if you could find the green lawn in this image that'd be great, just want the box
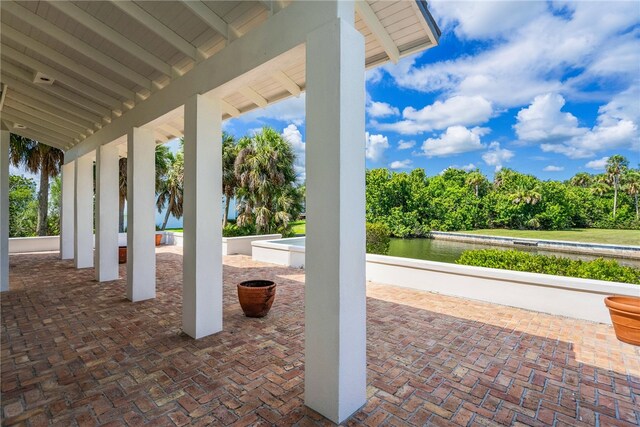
[459,228,640,246]
[290,220,306,235]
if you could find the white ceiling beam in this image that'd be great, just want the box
[1,25,135,101]
[4,99,88,135]
[2,122,70,150]
[1,67,111,118]
[355,0,399,64]
[239,86,268,108]
[1,45,122,110]
[111,1,200,61]
[1,76,103,126]
[0,83,6,111]
[2,107,82,139]
[48,1,172,77]
[182,1,229,40]
[159,123,183,138]
[272,70,301,97]
[6,91,95,131]
[1,1,152,90]
[220,99,240,117]
[1,113,75,148]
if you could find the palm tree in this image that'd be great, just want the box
[623,170,640,220]
[606,155,629,217]
[234,128,298,233]
[222,132,238,227]
[511,186,541,205]
[465,171,485,197]
[569,172,592,188]
[9,135,64,236]
[118,143,172,231]
[156,151,184,230]
[590,179,610,197]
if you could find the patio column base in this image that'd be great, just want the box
[304,8,367,424]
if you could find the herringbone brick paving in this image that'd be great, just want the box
[2,247,639,426]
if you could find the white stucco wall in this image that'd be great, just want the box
[9,236,60,253]
[223,234,282,255]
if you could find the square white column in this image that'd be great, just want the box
[126,128,156,302]
[60,161,75,260]
[74,153,94,269]
[304,8,367,425]
[182,94,223,338]
[1,130,9,292]
[95,144,119,281]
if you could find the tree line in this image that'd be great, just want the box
[8,127,303,238]
[366,155,639,237]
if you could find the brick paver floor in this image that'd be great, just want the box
[2,247,639,426]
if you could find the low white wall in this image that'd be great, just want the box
[223,234,281,255]
[366,254,639,324]
[252,239,305,268]
[9,236,60,253]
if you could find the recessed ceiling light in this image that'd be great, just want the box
[33,71,54,85]
[13,123,27,129]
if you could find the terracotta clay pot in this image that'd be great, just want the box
[118,246,127,264]
[237,280,276,318]
[155,233,162,246]
[605,296,640,346]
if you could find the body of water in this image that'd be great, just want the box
[387,238,640,268]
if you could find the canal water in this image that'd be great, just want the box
[387,238,640,268]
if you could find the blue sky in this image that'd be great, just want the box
[223,0,640,181]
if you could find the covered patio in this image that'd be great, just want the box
[3,247,639,425]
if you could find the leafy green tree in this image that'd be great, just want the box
[156,151,184,230]
[9,175,38,237]
[9,135,64,236]
[465,171,486,197]
[623,170,640,220]
[222,132,238,227]
[569,172,592,187]
[234,127,301,234]
[606,155,629,218]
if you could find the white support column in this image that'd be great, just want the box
[126,127,156,301]
[1,131,9,292]
[74,153,94,269]
[182,94,223,338]
[95,143,119,281]
[304,4,367,424]
[60,161,75,259]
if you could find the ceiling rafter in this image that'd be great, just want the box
[220,99,240,117]
[1,76,103,126]
[1,45,122,110]
[6,91,95,131]
[1,65,111,118]
[1,1,152,91]
[239,86,268,108]
[272,70,301,97]
[1,25,135,101]
[355,0,399,64]
[3,124,71,150]
[111,1,201,61]
[4,99,88,135]
[2,106,82,139]
[1,116,74,149]
[48,1,173,77]
[182,1,229,40]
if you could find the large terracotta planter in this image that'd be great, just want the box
[605,296,640,346]
[237,280,276,318]
[155,233,162,246]
[118,246,127,264]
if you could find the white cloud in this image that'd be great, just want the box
[238,94,306,126]
[482,142,514,171]
[281,124,306,181]
[382,2,640,109]
[421,126,485,157]
[543,165,564,172]
[366,68,383,84]
[365,132,389,162]
[461,163,477,172]
[397,139,416,150]
[367,101,399,118]
[514,93,586,142]
[585,157,610,170]
[389,159,413,170]
[374,95,492,135]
